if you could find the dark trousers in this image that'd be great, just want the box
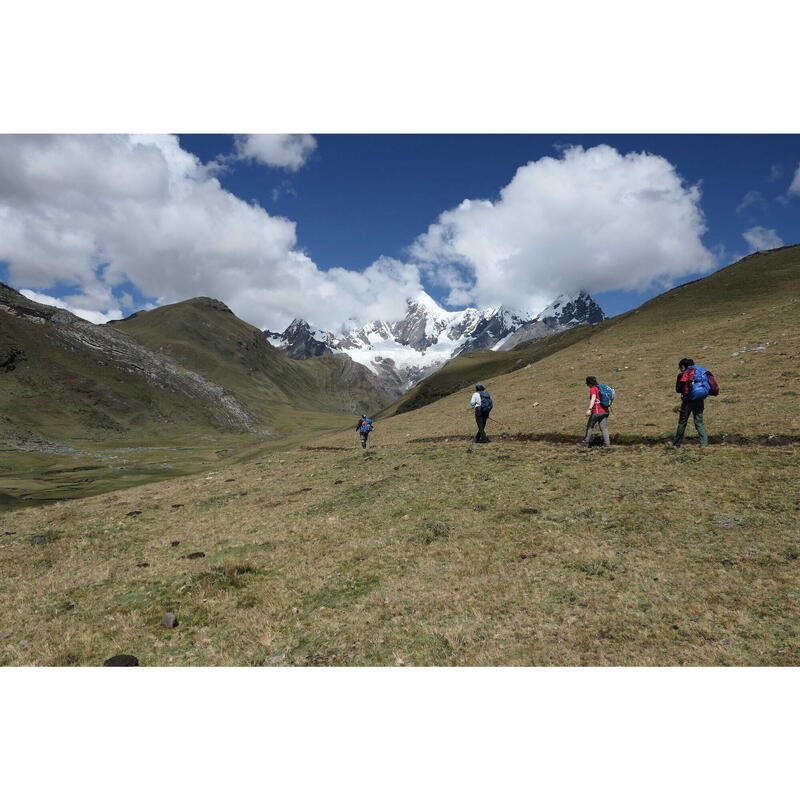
[474,409,490,443]
[673,399,708,446]
[359,432,369,448]
[583,412,610,445]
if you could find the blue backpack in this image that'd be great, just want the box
[686,367,711,401]
[598,384,615,409]
[479,390,493,412]
[360,418,373,432]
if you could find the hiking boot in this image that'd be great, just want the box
[577,442,590,448]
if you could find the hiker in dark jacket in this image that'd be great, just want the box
[469,383,492,443]
[672,358,718,447]
[356,414,373,448]
[578,376,611,447]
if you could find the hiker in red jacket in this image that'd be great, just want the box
[578,376,611,447]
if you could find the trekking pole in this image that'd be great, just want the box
[488,416,508,428]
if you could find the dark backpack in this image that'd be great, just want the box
[598,384,615,409]
[479,390,493,412]
[361,418,373,432]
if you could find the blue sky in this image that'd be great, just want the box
[179,133,800,317]
[1,134,798,327]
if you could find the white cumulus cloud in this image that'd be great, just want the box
[234,134,317,171]
[742,226,784,253]
[0,134,419,330]
[410,144,716,312]
[19,289,123,325]
[736,190,765,215]
[789,163,800,196]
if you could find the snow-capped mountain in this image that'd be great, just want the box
[265,290,605,396]
[496,292,606,350]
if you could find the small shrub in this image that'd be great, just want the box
[30,530,60,546]
[418,521,450,545]
[578,559,614,576]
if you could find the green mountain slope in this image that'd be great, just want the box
[109,297,392,432]
[0,284,258,444]
[0,286,394,508]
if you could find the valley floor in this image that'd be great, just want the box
[1,436,797,666]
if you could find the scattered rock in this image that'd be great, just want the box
[402,514,410,520]
[0,630,11,639]
[136,562,150,568]
[520,508,539,515]
[170,540,180,547]
[103,654,139,666]
[334,480,343,485]
[18,640,30,647]
[182,551,205,560]
[532,402,540,407]
[125,510,142,517]
[289,487,313,495]
[171,504,184,509]
[711,514,746,528]
[1,531,16,537]
[161,613,179,629]
[519,550,538,559]
[225,478,235,482]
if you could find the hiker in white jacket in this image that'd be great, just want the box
[469,383,492,443]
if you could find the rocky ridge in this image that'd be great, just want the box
[0,283,260,433]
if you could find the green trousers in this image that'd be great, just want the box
[673,399,708,446]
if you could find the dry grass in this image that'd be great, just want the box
[1,437,797,666]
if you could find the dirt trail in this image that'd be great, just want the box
[408,432,800,447]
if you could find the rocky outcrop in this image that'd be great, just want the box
[265,319,334,359]
[498,292,606,350]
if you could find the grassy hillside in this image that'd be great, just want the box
[383,321,611,416]
[1,431,797,666]
[111,298,392,431]
[0,288,383,509]
[1,247,798,666]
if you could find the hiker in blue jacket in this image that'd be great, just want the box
[356,414,373,448]
[469,383,492,443]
